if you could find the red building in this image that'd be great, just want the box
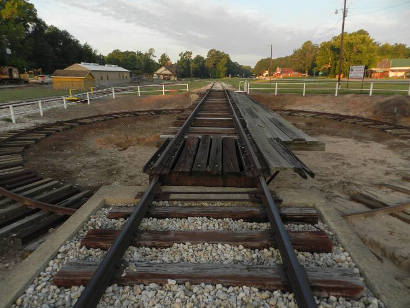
[274,67,303,78]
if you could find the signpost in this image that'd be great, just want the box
[348,65,366,91]
[349,66,365,79]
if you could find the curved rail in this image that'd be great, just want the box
[275,108,410,139]
[0,187,75,215]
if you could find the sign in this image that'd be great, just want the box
[6,48,11,55]
[349,65,365,79]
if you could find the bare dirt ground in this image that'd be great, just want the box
[25,114,177,190]
[251,93,410,126]
[269,115,410,274]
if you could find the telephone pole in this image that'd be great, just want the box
[269,44,272,84]
[337,0,347,83]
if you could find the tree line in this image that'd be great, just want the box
[254,30,410,77]
[106,48,252,78]
[0,0,104,73]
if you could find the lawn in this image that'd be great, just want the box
[244,79,410,95]
[2,78,407,104]
[0,86,73,103]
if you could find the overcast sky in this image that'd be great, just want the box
[31,0,410,66]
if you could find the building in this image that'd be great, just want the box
[275,67,303,78]
[64,62,130,87]
[51,70,95,90]
[370,58,410,79]
[153,65,177,80]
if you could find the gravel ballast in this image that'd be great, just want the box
[12,206,384,308]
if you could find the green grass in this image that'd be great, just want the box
[0,86,74,103]
[246,79,410,95]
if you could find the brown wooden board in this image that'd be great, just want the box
[344,202,410,219]
[53,262,364,298]
[222,138,240,174]
[192,135,211,173]
[108,206,319,224]
[207,136,222,175]
[192,119,233,128]
[350,192,387,209]
[81,230,332,252]
[172,137,199,173]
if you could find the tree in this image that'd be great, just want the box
[292,41,318,75]
[205,49,232,78]
[315,30,378,77]
[0,0,38,68]
[191,55,207,78]
[176,50,192,78]
[377,43,410,60]
[159,53,170,66]
[141,48,158,74]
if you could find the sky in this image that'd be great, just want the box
[31,0,410,66]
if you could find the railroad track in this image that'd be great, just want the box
[0,108,184,246]
[47,84,366,308]
[275,109,410,139]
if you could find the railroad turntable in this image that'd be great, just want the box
[1,84,390,307]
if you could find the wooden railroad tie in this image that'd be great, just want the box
[53,262,364,298]
[108,206,320,224]
[81,229,333,253]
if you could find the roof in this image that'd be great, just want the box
[78,62,129,72]
[155,65,176,75]
[390,58,410,68]
[52,70,93,78]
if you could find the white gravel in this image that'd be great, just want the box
[12,206,384,308]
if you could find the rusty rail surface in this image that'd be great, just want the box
[0,187,75,215]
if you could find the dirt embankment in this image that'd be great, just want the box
[25,114,177,190]
[251,93,410,126]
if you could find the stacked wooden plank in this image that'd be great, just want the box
[230,92,324,151]
[229,91,322,177]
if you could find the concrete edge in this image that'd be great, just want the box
[0,185,143,308]
[316,202,410,308]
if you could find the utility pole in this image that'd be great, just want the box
[269,44,273,84]
[337,0,347,83]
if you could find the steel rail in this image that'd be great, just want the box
[74,85,215,307]
[151,82,214,173]
[73,176,160,308]
[224,88,317,308]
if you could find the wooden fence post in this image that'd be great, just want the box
[162,84,165,95]
[369,82,373,96]
[335,82,339,96]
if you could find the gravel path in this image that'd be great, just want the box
[12,204,384,308]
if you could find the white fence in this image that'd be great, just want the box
[239,80,410,97]
[1,83,189,124]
